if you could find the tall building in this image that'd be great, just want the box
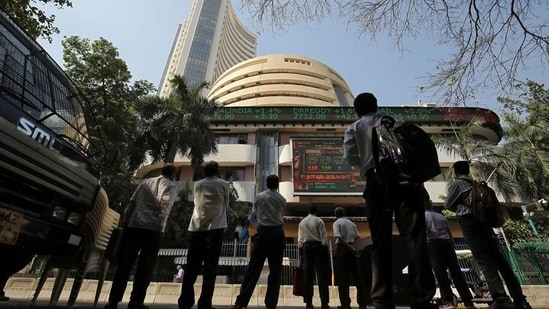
[158,0,257,96]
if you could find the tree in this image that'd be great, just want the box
[62,36,155,212]
[161,181,252,247]
[136,75,218,166]
[1,0,72,42]
[240,0,549,104]
[433,118,518,202]
[498,80,549,241]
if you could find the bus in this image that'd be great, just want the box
[0,10,106,264]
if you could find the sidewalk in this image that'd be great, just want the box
[3,277,547,309]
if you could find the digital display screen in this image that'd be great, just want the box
[291,138,364,195]
[211,106,500,124]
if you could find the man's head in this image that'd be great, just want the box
[308,205,318,215]
[203,160,220,177]
[452,160,470,176]
[353,92,378,117]
[162,164,178,180]
[266,174,279,190]
[334,207,345,218]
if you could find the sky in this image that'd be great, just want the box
[36,0,548,113]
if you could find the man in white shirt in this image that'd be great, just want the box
[178,161,230,309]
[333,207,369,309]
[298,205,330,309]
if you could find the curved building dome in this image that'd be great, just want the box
[207,54,354,107]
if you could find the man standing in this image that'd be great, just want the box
[104,164,179,309]
[445,161,532,309]
[232,174,287,309]
[178,161,230,309]
[298,205,331,309]
[333,207,369,309]
[343,92,436,309]
[423,194,475,309]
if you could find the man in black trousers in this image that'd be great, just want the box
[232,174,287,309]
[298,205,331,309]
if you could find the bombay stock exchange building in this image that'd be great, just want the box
[136,53,503,241]
[158,0,257,97]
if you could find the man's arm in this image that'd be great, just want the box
[445,181,461,211]
[343,126,360,167]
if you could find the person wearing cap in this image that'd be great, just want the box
[446,161,532,309]
[333,207,369,309]
[298,205,331,309]
[232,174,287,309]
[343,92,436,309]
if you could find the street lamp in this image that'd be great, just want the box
[521,198,548,239]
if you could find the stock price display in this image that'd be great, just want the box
[291,138,364,195]
[211,106,500,124]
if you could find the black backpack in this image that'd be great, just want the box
[464,179,509,228]
[373,115,441,185]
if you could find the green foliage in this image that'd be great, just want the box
[1,0,72,42]
[502,220,537,246]
[498,80,549,203]
[161,183,194,248]
[61,36,155,212]
[161,181,252,248]
[135,75,218,166]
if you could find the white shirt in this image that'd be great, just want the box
[333,217,360,244]
[298,214,327,247]
[343,113,385,179]
[188,176,229,231]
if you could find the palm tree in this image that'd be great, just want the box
[136,75,218,166]
[432,118,518,202]
[497,81,549,202]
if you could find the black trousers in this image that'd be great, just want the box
[363,173,435,309]
[335,243,369,307]
[178,228,224,309]
[108,227,162,303]
[235,226,285,309]
[427,238,473,305]
[302,241,330,306]
[459,214,527,304]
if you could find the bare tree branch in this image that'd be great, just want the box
[240,0,549,105]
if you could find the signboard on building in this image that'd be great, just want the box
[291,138,364,195]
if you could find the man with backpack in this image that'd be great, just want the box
[343,92,436,309]
[445,161,532,309]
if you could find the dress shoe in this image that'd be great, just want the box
[0,295,9,301]
[103,302,118,309]
[411,303,439,309]
[488,300,516,309]
[127,301,149,309]
[514,301,532,309]
[232,304,244,309]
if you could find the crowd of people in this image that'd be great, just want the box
[1,94,535,309]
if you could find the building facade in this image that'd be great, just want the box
[137,53,503,240]
[158,0,257,97]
